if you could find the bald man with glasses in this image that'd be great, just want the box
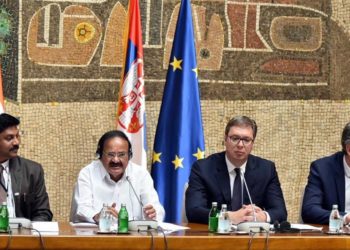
[186,116,287,224]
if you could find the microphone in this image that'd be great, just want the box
[125,176,158,231]
[236,172,270,233]
[126,176,144,217]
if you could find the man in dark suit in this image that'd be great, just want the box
[185,116,287,224]
[0,113,52,221]
[302,122,350,225]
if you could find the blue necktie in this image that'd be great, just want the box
[231,168,242,211]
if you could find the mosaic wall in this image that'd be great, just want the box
[1,0,350,222]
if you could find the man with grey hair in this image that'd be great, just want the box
[302,122,350,224]
[186,115,287,224]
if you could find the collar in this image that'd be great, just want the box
[1,160,9,173]
[225,154,246,174]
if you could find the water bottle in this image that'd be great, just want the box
[99,203,111,232]
[118,203,129,233]
[217,204,230,233]
[208,202,219,232]
[329,204,342,233]
[0,202,9,232]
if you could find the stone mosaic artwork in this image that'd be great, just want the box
[2,0,350,103]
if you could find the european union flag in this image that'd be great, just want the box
[151,0,205,224]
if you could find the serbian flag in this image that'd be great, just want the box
[116,0,147,168]
[0,63,5,113]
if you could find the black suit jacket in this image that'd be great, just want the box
[185,152,287,224]
[9,157,53,221]
[302,152,345,224]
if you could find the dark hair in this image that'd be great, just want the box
[0,113,20,134]
[225,116,258,139]
[96,130,133,159]
[341,122,350,154]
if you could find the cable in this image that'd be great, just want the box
[23,226,45,250]
[248,231,256,250]
[4,227,12,250]
[260,227,270,250]
[157,226,168,250]
[137,227,156,250]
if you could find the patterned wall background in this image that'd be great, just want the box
[2,0,350,222]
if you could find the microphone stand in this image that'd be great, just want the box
[236,172,270,233]
[126,176,158,231]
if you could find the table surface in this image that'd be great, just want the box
[1,222,350,250]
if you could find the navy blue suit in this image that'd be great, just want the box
[185,152,287,224]
[302,152,346,224]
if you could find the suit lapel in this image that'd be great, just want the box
[9,157,22,194]
[334,153,345,210]
[243,155,256,203]
[214,154,231,204]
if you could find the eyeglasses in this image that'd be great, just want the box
[228,136,254,146]
[103,151,129,159]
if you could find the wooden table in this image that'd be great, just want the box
[0,222,349,250]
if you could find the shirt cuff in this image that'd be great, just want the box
[264,211,271,223]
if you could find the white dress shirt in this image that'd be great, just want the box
[225,154,271,222]
[343,156,350,217]
[75,160,165,223]
[1,160,15,217]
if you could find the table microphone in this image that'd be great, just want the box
[126,176,158,231]
[236,172,270,233]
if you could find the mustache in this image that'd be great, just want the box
[109,162,123,168]
[10,145,19,151]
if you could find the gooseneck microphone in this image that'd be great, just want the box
[126,176,144,217]
[125,176,158,231]
[236,172,270,233]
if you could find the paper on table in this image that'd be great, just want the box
[70,222,98,228]
[291,224,323,231]
[158,222,190,233]
[31,222,59,235]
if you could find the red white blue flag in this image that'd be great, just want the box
[117,0,147,168]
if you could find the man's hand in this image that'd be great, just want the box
[143,204,157,220]
[244,204,267,222]
[228,204,267,224]
[93,203,119,223]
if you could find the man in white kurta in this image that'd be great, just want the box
[73,130,165,223]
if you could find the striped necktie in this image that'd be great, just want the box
[0,165,7,203]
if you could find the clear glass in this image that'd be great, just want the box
[329,204,342,233]
[217,204,230,233]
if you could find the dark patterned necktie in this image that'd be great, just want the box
[0,165,6,203]
[231,168,242,211]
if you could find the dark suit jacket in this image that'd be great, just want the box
[9,156,53,221]
[185,152,287,224]
[302,152,346,224]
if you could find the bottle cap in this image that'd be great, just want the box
[222,204,227,208]
[332,204,338,209]
[212,202,217,206]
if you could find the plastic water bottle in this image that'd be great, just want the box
[208,202,219,232]
[118,203,129,233]
[329,204,342,233]
[0,202,9,232]
[217,204,230,233]
[99,203,111,232]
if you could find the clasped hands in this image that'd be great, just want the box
[93,203,157,223]
[228,204,267,225]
